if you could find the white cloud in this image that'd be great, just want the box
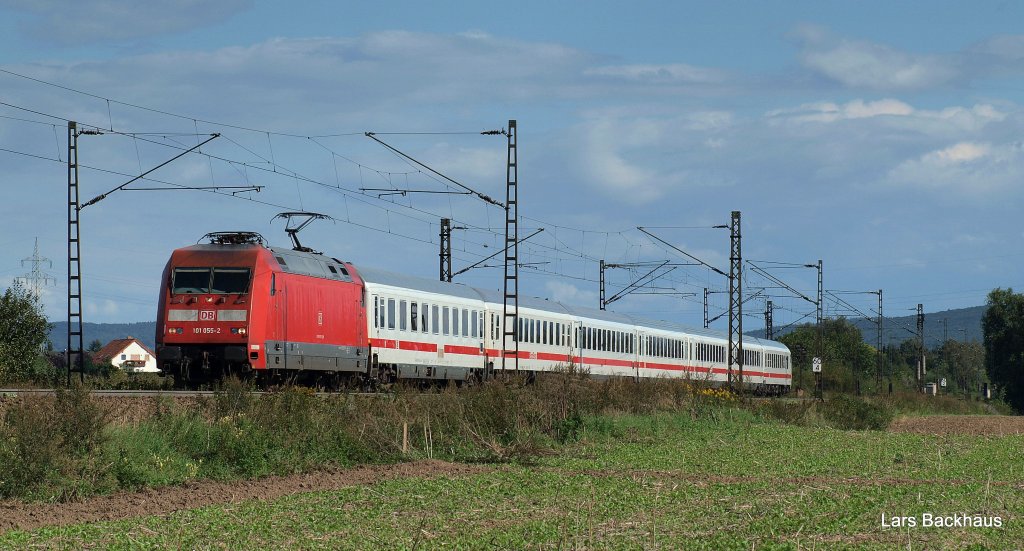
[794,25,961,90]
[1,0,253,45]
[585,63,726,84]
[970,34,1024,61]
[885,141,1024,193]
[766,99,1006,133]
[545,280,595,306]
[767,99,914,123]
[927,142,990,164]
[573,116,680,204]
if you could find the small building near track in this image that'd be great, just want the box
[94,337,158,373]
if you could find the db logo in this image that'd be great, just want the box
[200,310,216,321]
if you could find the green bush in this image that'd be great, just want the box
[0,386,111,499]
[757,399,812,425]
[821,394,894,431]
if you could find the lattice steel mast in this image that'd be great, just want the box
[440,218,452,282]
[501,120,519,373]
[727,211,743,390]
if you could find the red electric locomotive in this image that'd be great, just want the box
[155,232,368,386]
[157,230,792,391]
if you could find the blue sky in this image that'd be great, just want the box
[1,0,1022,335]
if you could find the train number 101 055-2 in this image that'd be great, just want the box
[193,327,221,334]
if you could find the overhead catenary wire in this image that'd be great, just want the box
[3,73,920,327]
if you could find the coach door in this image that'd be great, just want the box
[567,320,580,370]
[632,330,641,381]
[636,331,649,377]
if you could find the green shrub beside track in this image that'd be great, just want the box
[0,374,1007,502]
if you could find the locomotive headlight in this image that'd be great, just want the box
[238,327,247,335]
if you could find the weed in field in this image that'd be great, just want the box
[756,399,813,425]
[821,394,895,431]
[0,386,112,500]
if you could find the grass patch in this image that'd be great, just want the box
[3,413,1021,549]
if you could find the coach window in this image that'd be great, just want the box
[453,308,461,337]
[442,307,450,336]
[386,299,396,330]
[462,309,469,337]
[410,302,419,332]
[431,305,440,335]
[399,301,408,331]
[421,303,429,333]
[471,311,478,338]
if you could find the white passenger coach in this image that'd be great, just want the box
[360,266,791,393]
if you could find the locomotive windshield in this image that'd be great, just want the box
[172,267,251,294]
[211,268,251,294]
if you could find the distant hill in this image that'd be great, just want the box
[748,305,986,348]
[49,322,156,351]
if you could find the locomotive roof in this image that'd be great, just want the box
[354,263,787,351]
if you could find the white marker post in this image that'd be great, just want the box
[812,357,823,399]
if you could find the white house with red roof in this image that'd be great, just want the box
[93,337,158,373]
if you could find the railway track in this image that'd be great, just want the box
[0,389,385,398]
